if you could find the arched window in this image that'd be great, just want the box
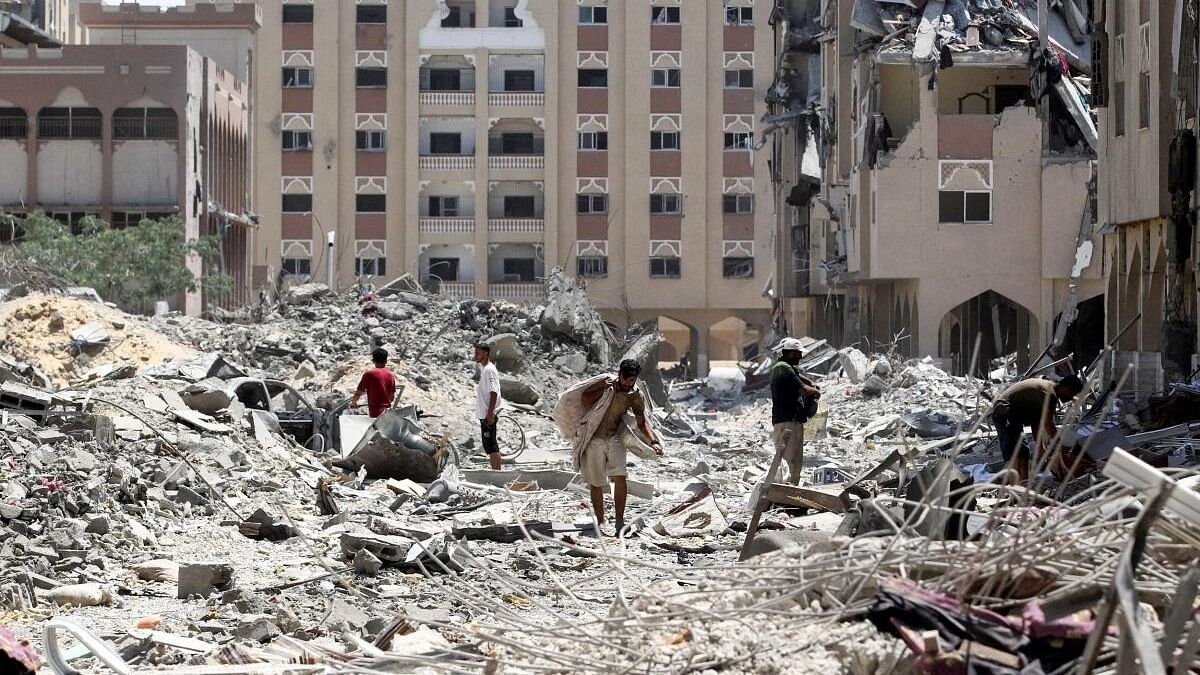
[37,107,101,139]
[113,107,178,140]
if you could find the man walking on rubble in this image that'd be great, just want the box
[578,359,664,535]
[990,375,1084,482]
[475,343,503,470]
[350,347,398,418]
[771,338,821,485]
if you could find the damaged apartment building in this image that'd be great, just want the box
[769,0,1105,376]
[1094,0,1200,395]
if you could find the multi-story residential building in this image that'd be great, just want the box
[0,43,255,313]
[1094,0,1200,396]
[774,0,1105,376]
[234,0,775,375]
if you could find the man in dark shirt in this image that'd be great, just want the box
[991,375,1083,481]
[350,348,398,418]
[770,338,820,485]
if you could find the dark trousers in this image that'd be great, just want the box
[480,419,499,455]
[992,414,1028,461]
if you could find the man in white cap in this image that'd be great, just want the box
[771,338,821,484]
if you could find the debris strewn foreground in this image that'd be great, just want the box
[0,271,1197,674]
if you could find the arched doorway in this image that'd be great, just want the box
[939,291,1035,377]
[655,316,695,378]
[708,316,762,368]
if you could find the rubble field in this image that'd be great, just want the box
[0,270,1198,674]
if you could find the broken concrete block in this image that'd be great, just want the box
[388,626,451,656]
[84,515,109,535]
[179,380,234,415]
[554,352,588,375]
[235,616,281,643]
[741,529,834,560]
[483,333,523,372]
[177,562,235,599]
[353,548,382,577]
[340,530,413,563]
[873,357,893,377]
[499,376,540,405]
[283,283,330,305]
[861,375,886,397]
[838,348,871,383]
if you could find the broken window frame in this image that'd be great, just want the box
[428,196,460,217]
[650,193,682,215]
[502,257,536,282]
[503,70,536,92]
[355,67,387,88]
[650,130,680,150]
[355,255,386,277]
[724,132,753,150]
[427,257,460,282]
[282,256,312,277]
[722,256,754,278]
[724,69,753,88]
[428,132,463,155]
[577,131,608,150]
[724,5,752,25]
[356,4,386,24]
[651,67,681,87]
[652,6,681,24]
[282,66,314,88]
[578,68,609,88]
[355,130,387,152]
[723,193,754,214]
[355,194,387,213]
[282,130,313,152]
[576,194,608,214]
[282,5,313,23]
[579,6,607,25]
[281,193,312,213]
[649,255,681,278]
[577,255,608,277]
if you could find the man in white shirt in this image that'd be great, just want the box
[474,343,503,469]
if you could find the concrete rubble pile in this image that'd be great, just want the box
[0,276,1198,673]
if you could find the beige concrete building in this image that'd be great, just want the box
[0,43,254,313]
[774,0,1105,376]
[1094,0,1200,395]
[218,0,774,375]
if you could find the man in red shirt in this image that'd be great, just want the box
[350,348,397,417]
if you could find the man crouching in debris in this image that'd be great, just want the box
[990,375,1084,483]
[578,359,664,535]
[771,338,821,485]
[350,347,398,418]
[474,342,503,470]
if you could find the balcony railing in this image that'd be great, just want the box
[488,282,543,302]
[439,281,476,299]
[489,218,544,233]
[419,218,475,234]
[419,91,475,106]
[488,155,544,170]
[419,155,475,171]
[488,92,544,107]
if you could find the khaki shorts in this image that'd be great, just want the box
[580,433,628,487]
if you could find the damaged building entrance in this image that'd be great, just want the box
[939,290,1034,377]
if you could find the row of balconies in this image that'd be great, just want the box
[417,91,546,107]
[437,281,543,302]
[416,155,544,171]
[418,217,543,234]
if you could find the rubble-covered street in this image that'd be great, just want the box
[0,262,1197,674]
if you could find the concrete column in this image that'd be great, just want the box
[473,47,490,298]
[25,107,37,209]
[694,322,710,378]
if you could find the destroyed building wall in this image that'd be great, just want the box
[1094,0,1199,393]
[0,44,252,315]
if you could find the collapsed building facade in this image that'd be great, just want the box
[770,0,1106,376]
[1095,0,1200,396]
